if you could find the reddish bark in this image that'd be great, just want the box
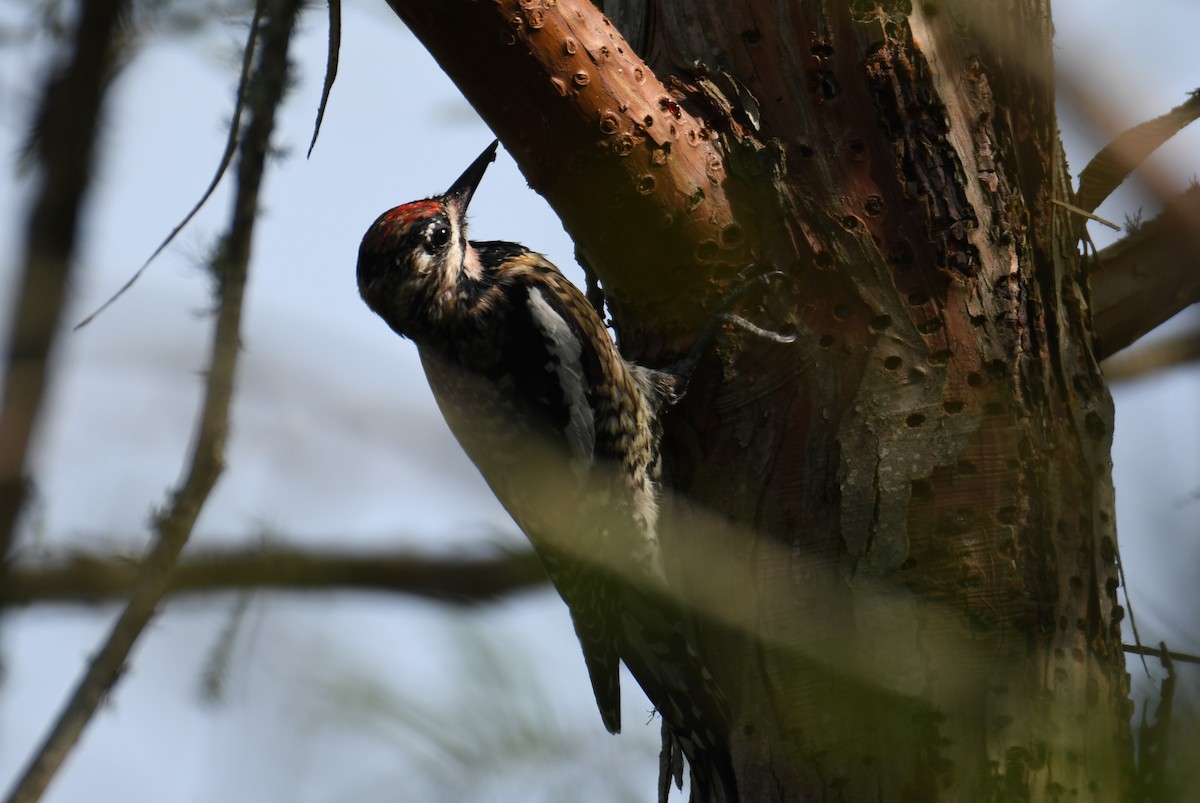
[385,2,1134,800]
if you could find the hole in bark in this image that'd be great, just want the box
[863,195,884,216]
[907,367,926,383]
[870,314,892,331]
[967,372,984,387]
[1105,577,1119,596]
[970,314,987,327]
[720,224,744,247]
[819,334,836,348]
[694,240,718,261]
[907,292,928,306]
[833,303,852,320]
[1084,411,1106,440]
[815,70,839,100]
[987,358,1007,379]
[796,142,815,158]
[846,138,867,160]
[942,400,964,414]
[905,413,926,428]
[814,250,833,269]
[841,215,861,230]
[1100,536,1116,564]
[884,355,903,370]
[1069,575,1084,594]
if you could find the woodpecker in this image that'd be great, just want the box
[358,140,737,801]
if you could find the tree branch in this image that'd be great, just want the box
[0,0,129,579]
[1092,184,1200,359]
[3,2,300,801]
[1,545,547,607]
[382,0,749,352]
[1101,330,1200,382]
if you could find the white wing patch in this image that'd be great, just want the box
[526,286,595,473]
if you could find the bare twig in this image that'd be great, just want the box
[0,0,129,583]
[1123,643,1199,667]
[1049,198,1120,230]
[3,1,301,801]
[1,545,546,607]
[306,0,341,158]
[71,0,266,331]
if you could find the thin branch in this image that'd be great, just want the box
[1123,643,1199,667]
[9,547,1199,672]
[306,0,340,158]
[71,0,266,331]
[1091,184,1200,359]
[1050,198,1119,230]
[1,545,547,607]
[0,0,129,584]
[3,1,301,801]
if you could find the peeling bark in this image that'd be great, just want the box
[384,1,1134,800]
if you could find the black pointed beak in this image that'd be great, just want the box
[444,139,499,210]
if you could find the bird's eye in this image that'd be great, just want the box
[426,225,451,251]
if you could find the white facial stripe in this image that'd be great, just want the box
[526,287,595,470]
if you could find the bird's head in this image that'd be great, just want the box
[357,140,499,339]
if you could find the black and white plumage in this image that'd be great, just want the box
[350,144,739,801]
[357,142,736,800]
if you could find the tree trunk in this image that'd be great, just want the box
[385,1,1132,800]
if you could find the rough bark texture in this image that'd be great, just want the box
[385,1,1133,800]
